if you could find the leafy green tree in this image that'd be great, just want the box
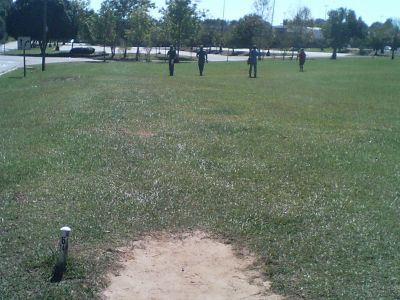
[197,19,226,49]
[125,3,154,61]
[368,19,400,59]
[314,18,326,28]
[68,0,96,43]
[368,22,388,55]
[0,12,6,43]
[253,0,271,22]
[7,0,76,70]
[220,20,234,51]
[346,10,368,50]
[311,19,328,50]
[223,20,237,51]
[0,18,4,43]
[0,0,12,43]
[149,19,169,53]
[231,14,272,49]
[386,19,400,60]
[323,8,349,59]
[286,6,313,49]
[323,8,365,59]
[272,25,292,57]
[7,0,76,42]
[161,0,200,58]
[96,1,118,58]
[102,0,154,58]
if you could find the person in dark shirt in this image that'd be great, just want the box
[196,45,208,76]
[248,45,260,78]
[167,45,177,76]
[298,48,306,72]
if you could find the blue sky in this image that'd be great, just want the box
[89,0,399,25]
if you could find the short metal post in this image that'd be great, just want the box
[51,226,71,282]
[23,40,30,77]
[23,48,26,77]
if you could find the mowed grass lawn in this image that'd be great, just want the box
[1,57,399,299]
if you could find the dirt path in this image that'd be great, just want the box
[101,231,284,300]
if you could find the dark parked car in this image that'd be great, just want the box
[70,47,95,56]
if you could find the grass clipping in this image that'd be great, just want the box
[101,231,283,300]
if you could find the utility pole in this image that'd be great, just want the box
[222,0,225,20]
[222,0,229,61]
[271,0,276,26]
[42,0,47,71]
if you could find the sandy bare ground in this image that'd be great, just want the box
[101,231,284,300]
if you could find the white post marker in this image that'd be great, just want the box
[51,226,72,282]
[59,226,71,257]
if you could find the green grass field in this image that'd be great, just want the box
[1,57,399,299]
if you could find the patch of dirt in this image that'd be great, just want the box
[118,128,156,138]
[135,130,156,138]
[101,231,284,300]
[53,76,80,82]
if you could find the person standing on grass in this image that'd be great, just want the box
[248,45,260,78]
[196,45,208,76]
[167,45,177,76]
[299,48,306,72]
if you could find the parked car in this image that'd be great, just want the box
[70,47,95,56]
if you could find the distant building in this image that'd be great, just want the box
[273,25,287,33]
[307,27,323,41]
[273,25,324,41]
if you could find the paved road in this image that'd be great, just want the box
[1,40,17,52]
[1,41,350,76]
[58,44,250,62]
[0,55,94,76]
[58,44,347,61]
[0,42,95,76]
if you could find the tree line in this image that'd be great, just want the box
[0,0,12,43]
[2,0,400,60]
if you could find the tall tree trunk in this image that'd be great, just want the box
[331,48,337,59]
[40,41,47,71]
[136,46,140,61]
[42,0,47,71]
[103,42,106,62]
[176,27,181,62]
[392,49,395,60]
[111,45,115,58]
